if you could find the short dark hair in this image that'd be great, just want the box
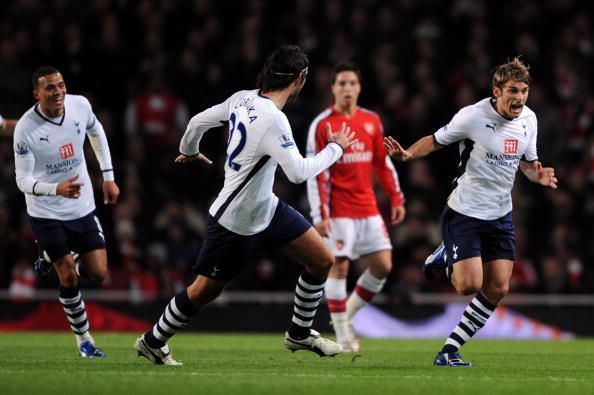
[32,66,61,89]
[256,45,309,92]
[492,57,531,88]
[331,62,362,84]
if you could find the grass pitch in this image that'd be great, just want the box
[0,333,592,395]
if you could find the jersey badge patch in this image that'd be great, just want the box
[364,122,375,135]
[278,134,294,149]
[60,143,75,159]
[504,139,518,154]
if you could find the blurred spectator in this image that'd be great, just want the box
[125,76,189,152]
[9,258,35,301]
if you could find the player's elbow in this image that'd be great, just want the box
[15,177,29,194]
[285,171,307,184]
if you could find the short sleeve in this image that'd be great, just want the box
[76,95,96,129]
[522,115,538,162]
[433,107,473,146]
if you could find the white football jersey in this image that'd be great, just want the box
[434,97,538,220]
[180,89,343,235]
[14,94,114,220]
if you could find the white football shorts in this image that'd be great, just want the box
[326,215,392,260]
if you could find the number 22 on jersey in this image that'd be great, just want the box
[226,111,247,171]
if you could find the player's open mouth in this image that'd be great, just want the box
[510,103,523,112]
[53,96,64,104]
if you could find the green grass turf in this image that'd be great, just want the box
[0,333,593,395]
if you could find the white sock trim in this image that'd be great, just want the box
[325,278,347,300]
[357,269,386,293]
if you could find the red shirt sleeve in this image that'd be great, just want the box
[372,115,405,207]
[314,120,331,219]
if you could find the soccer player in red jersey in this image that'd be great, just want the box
[306,62,406,351]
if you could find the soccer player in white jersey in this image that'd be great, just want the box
[384,58,557,366]
[13,66,120,358]
[134,45,357,365]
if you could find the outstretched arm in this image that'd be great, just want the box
[306,120,332,234]
[263,122,357,184]
[179,101,228,159]
[383,135,442,162]
[373,124,406,225]
[520,161,557,189]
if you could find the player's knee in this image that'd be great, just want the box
[309,248,334,272]
[372,261,392,278]
[484,283,509,301]
[319,252,335,273]
[60,270,79,287]
[87,266,108,282]
[332,263,349,278]
[454,279,482,296]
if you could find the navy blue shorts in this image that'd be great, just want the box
[441,204,515,269]
[193,200,312,281]
[29,210,106,262]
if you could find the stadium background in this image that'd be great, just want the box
[0,0,592,335]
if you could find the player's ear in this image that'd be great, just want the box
[492,85,501,99]
[33,89,39,100]
[297,68,307,86]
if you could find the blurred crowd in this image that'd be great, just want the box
[0,0,593,300]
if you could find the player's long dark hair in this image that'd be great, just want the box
[257,45,309,93]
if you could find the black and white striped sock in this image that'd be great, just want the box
[59,286,91,345]
[144,289,198,349]
[442,292,497,353]
[288,270,325,340]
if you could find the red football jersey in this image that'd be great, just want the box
[306,106,404,221]
[127,90,189,148]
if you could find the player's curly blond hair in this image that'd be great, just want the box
[492,56,532,88]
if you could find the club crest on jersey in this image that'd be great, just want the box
[364,122,375,135]
[278,134,294,149]
[504,139,518,154]
[335,240,344,251]
[74,120,81,134]
[60,143,75,159]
